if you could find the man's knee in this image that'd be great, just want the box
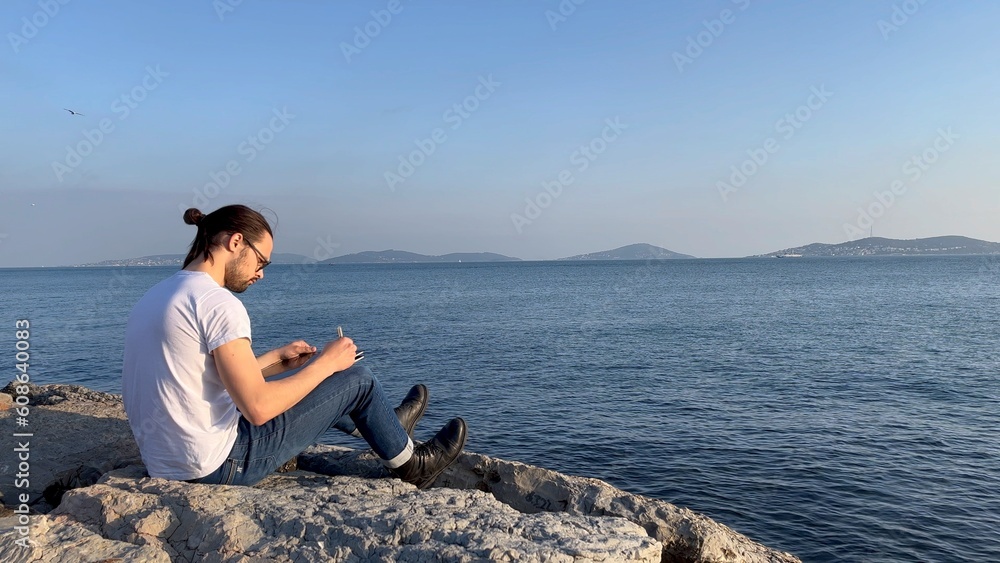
[334,364,375,389]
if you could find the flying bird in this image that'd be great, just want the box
[63,108,84,116]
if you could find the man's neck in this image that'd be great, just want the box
[184,258,225,287]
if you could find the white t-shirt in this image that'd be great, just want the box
[122,270,252,480]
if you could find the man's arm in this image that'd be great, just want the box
[214,336,357,426]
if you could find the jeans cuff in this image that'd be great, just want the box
[381,437,414,469]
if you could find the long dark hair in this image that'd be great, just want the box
[182,205,273,268]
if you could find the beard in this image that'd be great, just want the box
[224,250,254,293]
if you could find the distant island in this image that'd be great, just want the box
[559,243,694,261]
[324,244,694,264]
[755,236,1000,258]
[76,237,1000,267]
[321,251,520,264]
[75,243,695,267]
[76,253,314,267]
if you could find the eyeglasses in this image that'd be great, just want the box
[244,238,271,271]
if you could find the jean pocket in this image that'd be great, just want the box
[221,458,240,485]
[232,455,276,486]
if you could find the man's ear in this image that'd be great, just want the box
[223,232,242,253]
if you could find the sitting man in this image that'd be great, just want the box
[121,204,466,488]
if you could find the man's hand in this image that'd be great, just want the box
[276,340,318,370]
[314,336,358,374]
[258,340,317,378]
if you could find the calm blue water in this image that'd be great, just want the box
[2,257,998,562]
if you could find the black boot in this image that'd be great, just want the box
[394,384,428,438]
[391,417,467,489]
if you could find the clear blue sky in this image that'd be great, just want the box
[2,0,999,266]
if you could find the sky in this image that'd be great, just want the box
[2,0,999,266]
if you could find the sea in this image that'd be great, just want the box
[1,256,998,562]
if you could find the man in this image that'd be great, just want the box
[122,204,466,488]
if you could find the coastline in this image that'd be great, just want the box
[0,383,799,562]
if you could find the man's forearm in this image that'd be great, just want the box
[252,364,332,424]
[216,338,336,426]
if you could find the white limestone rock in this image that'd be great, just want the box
[0,383,801,562]
[2,465,661,562]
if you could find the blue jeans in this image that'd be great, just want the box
[186,365,409,486]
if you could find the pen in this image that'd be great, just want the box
[338,326,364,360]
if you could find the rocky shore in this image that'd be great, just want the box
[0,384,800,562]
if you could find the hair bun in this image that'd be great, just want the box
[183,208,205,226]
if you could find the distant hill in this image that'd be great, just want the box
[77,253,315,267]
[754,236,1000,258]
[559,243,694,261]
[321,250,520,264]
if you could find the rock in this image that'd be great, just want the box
[0,514,170,563]
[3,465,661,562]
[42,464,107,507]
[296,446,801,563]
[275,456,298,473]
[0,384,801,562]
[0,384,141,512]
